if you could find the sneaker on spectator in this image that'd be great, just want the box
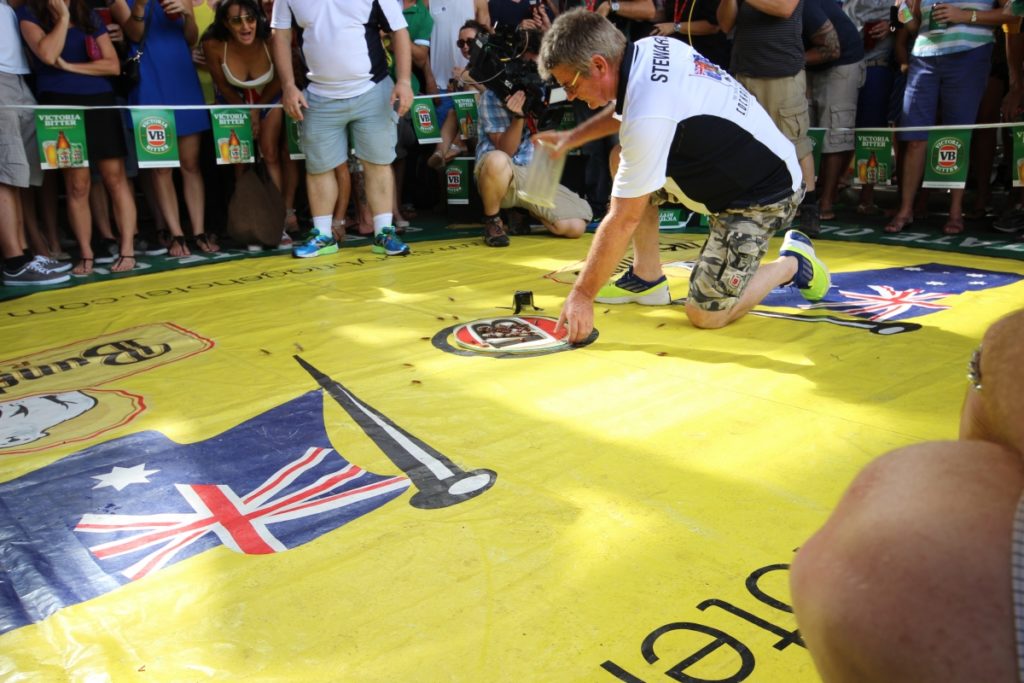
[292,230,338,258]
[595,267,671,305]
[94,238,118,264]
[371,227,410,256]
[780,229,831,301]
[482,216,510,247]
[135,236,165,256]
[3,258,71,286]
[278,231,294,248]
[799,202,821,237]
[33,254,72,273]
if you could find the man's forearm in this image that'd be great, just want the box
[392,29,412,85]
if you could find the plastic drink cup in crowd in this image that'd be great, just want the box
[517,139,566,209]
[160,0,181,20]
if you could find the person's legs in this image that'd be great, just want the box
[149,167,189,256]
[259,109,284,192]
[296,90,351,255]
[474,150,515,247]
[331,162,351,239]
[178,134,215,251]
[63,167,94,274]
[0,183,22,260]
[791,439,1022,683]
[887,53,938,231]
[98,157,137,271]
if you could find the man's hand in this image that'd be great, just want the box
[282,82,308,121]
[531,129,574,157]
[392,80,414,117]
[556,288,596,344]
[504,90,527,117]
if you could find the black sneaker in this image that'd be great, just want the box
[799,202,821,237]
[483,216,510,247]
[3,259,71,286]
[94,238,118,264]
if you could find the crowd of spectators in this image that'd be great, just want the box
[2,0,1023,287]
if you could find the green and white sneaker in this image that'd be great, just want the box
[779,229,831,301]
[292,230,338,258]
[372,227,410,256]
[595,268,671,305]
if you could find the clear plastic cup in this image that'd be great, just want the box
[517,139,566,209]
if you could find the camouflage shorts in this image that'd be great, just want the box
[688,189,804,312]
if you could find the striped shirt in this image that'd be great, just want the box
[913,0,996,56]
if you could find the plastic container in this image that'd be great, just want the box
[517,139,566,209]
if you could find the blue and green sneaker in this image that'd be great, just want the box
[595,267,671,305]
[779,229,831,301]
[292,230,338,259]
[372,227,410,256]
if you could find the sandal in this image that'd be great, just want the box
[193,232,220,253]
[72,257,94,277]
[168,235,190,257]
[111,254,136,273]
[884,214,913,234]
[483,216,510,247]
[856,202,880,216]
[942,217,965,235]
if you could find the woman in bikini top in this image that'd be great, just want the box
[202,0,284,191]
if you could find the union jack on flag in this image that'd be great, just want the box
[0,390,410,635]
[75,446,409,580]
[761,263,1024,321]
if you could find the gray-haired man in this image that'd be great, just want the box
[536,9,830,343]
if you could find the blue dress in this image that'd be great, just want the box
[128,0,209,136]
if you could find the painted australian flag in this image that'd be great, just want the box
[763,263,1024,321]
[0,390,409,635]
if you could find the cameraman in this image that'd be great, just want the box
[474,29,592,246]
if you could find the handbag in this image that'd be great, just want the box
[228,154,287,248]
[115,9,151,98]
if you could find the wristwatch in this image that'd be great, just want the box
[674,21,682,32]
[970,9,978,22]
[610,1,621,12]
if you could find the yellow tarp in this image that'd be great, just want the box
[1,233,1022,682]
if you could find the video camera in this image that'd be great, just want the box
[466,26,567,127]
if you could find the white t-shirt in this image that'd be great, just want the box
[0,1,30,76]
[271,0,408,100]
[428,0,474,89]
[613,37,802,214]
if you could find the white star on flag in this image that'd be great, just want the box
[92,464,160,491]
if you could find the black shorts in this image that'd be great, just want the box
[38,90,127,161]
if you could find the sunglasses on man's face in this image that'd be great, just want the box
[456,37,476,49]
[228,14,258,26]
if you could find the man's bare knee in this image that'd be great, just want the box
[684,303,729,329]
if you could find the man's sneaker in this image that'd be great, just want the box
[34,255,72,273]
[142,236,168,256]
[292,230,339,258]
[371,227,410,256]
[94,238,117,264]
[595,268,671,305]
[780,229,831,301]
[482,216,510,247]
[3,259,71,286]
[799,201,821,237]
